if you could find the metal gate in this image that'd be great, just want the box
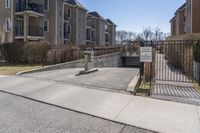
[140,40,200,84]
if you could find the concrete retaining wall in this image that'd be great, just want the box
[94,52,121,67]
[18,52,121,75]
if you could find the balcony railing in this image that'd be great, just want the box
[86,36,91,41]
[29,26,43,37]
[91,37,96,42]
[105,29,110,33]
[16,2,44,14]
[105,38,110,42]
[64,32,70,40]
[15,26,43,37]
[15,27,24,37]
[64,13,70,21]
[87,21,96,29]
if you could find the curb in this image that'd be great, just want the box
[127,70,140,93]
[16,59,86,75]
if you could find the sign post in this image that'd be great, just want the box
[140,47,152,63]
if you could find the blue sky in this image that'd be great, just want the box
[79,0,185,33]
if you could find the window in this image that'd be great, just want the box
[5,18,11,32]
[68,26,71,34]
[44,20,49,32]
[44,0,49,11]
[5,0,10,8]
[105,25,108,30]
[60,10,62,17]
[67,9,71,18]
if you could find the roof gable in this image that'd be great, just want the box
[65,0,87,10]
[88,11,105,20]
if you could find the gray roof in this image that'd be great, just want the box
[88,11,105,20]
[175,2,186,14]
[65,0,87,10]
[106,19,116,26]
[169,16,176,22]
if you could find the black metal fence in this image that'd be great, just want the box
[139,40,200,85]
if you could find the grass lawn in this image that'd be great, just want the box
[0,64,43,75]
[194,83,200,93]
[135,81,151,96]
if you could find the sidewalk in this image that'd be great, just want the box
[0,75,9,79]
[0,76,199,133]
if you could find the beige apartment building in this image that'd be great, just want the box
[170,0,200,36]
[0,0,87,45]
[86,12,116,46]
[0,0,116,46]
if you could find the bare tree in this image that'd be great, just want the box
[153,27,163,41]
[134,33,145,41]
[142,26,153,41]
[116,30,128,43]
[127,32,136,41]
[116,27,168,43]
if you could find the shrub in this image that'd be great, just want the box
[24,43,50,64]
[193,41,200,62]
[0,42,25,63]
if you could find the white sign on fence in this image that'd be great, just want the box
[140,47,152,62]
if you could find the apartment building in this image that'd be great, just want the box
[170,16,176,36]
[0,0,116,46]
[105,19,116,46]
[170,0,200,36]
[170,3,186,36]
[185,0,200,33]
[86,11,116,46]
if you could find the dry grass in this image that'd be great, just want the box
[0,64,42,75]
[193,83,200,93]
[135,81,151,97]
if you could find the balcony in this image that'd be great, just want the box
[86,36,91,41]
[64,32,70,40]
[15,26,43,39]
[105,38,110,43]
[15,27,24,37]
[16,2,44,15]
[64,13,70,22]
[29,26,43,37]
[87,21,96,29]
[105,29,110,33]
[91,37,96,42]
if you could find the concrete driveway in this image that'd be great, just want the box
[22,68,139,92]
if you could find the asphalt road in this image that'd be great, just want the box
[22,68,139,92]
[0,91,154,133]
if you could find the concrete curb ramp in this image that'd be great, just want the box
[0,76,199,133]
[127,70,140,93]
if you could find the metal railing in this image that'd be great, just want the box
[28,26,43,37]
[64,13,70,21]
[64,32,70,40]
[16,2,44,14]
[87,21,96,29]
[15,27,24,36]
